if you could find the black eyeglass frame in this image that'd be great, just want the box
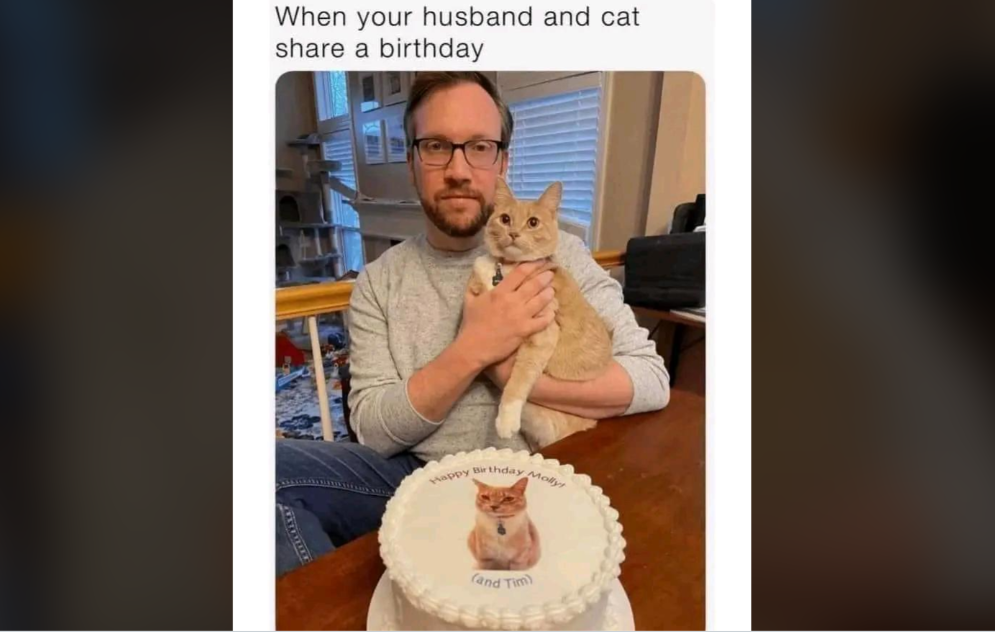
[411,137,508,168]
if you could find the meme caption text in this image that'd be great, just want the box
[274,5,643,63]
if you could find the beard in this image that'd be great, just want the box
[421,187,494,238]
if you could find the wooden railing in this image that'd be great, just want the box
[275,249,625,320]
[275,249,625,440]
[276,279,355,321]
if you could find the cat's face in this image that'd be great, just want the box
[484,179,561,262]
[473,477,528,518]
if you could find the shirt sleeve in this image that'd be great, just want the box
[346,264,443,457]
[558,233,671,415]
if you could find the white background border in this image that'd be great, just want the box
[235,1,750,629]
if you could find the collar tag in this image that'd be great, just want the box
[491,262,504,287]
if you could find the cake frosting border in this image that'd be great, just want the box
[378,447,626,630]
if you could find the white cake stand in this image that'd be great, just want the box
[366,572,635,631]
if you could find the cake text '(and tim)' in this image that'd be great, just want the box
[472,573,533,589]
[428,467,567,489]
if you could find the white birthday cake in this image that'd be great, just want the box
[378,448,626,630]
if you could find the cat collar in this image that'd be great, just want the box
[491,261,504,287]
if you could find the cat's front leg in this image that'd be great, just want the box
[467,273,487,297]
[508,557,535,571]
[477,559,508,571]
[469,256,497,296]
[496,399,525,439]
[496,323,560,439]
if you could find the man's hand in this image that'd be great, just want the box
[457,260,556,370]
[484,351,517,389]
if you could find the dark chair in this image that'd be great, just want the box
[669,193,705,234]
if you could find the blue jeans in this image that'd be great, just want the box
[275,439,424,576]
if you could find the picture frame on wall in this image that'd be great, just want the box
[359,72,381,112]
[362,120,385,165]
[381,71,411,106]
[385,116,407,163]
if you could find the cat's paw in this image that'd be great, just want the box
[496,401,524,438]
[467,275,486,296]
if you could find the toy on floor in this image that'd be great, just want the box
[276,364,308,392]
[276,332,306,367]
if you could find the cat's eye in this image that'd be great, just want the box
[501,497,513,503]
[500,214,511,225]
[527,217,540,228]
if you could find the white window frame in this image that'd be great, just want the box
[313,72,351,135]
[499,72,611,249]
[312,72,365,271]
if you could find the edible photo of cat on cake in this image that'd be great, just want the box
[468,477,541,571]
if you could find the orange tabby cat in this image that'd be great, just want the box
[467,179,613,450]
[467,477,541,571]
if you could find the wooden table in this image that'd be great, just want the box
[276,388,705,630]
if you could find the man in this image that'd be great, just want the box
[276,72,669,576]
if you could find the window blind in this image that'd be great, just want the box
[322,130,363,273]
[506,87,602,231]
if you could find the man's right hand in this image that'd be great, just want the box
[458,260,557,370]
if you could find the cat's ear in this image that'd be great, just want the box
[473,478,487,490]
[495,177,515,206]
[511,477,529,493]
[537,182,562,214]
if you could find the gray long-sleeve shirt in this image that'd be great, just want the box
[346,231,670,462]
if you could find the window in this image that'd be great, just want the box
[314,71,364,274]
[314,72,349,126]
[503,73,605,245]
[321,131,363,274]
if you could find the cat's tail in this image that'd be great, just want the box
[520,403,597,452]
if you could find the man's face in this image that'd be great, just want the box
[408,83,509,238]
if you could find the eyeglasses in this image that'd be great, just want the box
[413,138,506,169]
